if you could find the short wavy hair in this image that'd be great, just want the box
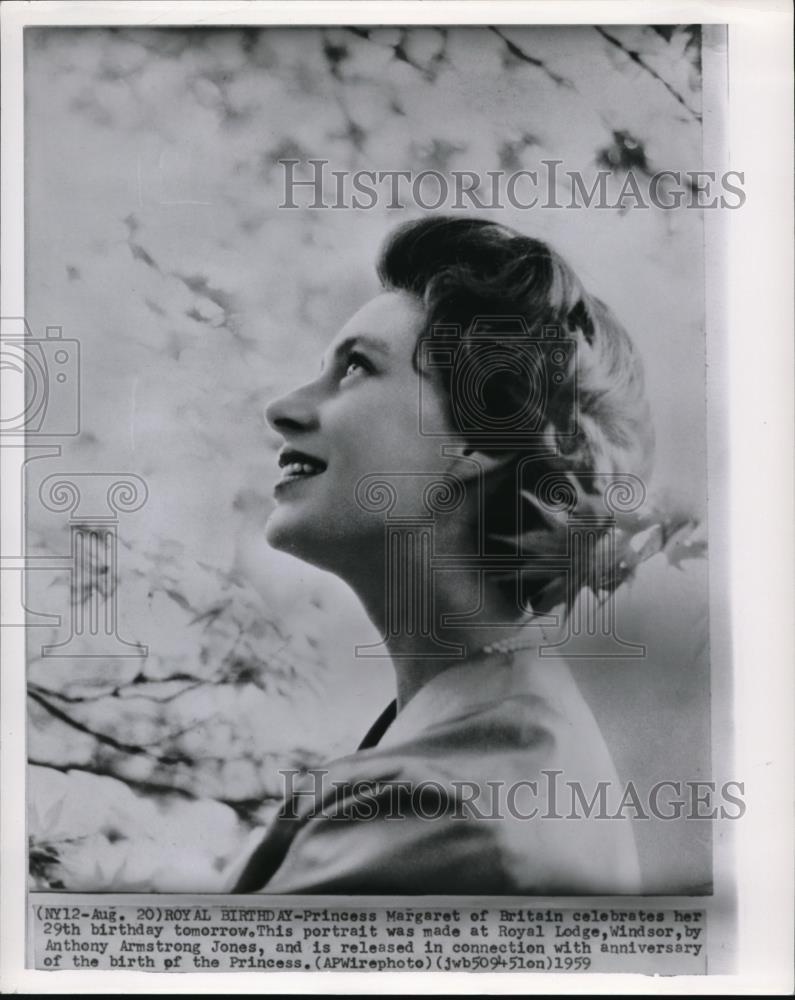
[377,215,656,613]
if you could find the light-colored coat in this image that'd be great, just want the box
[228,653,641,895]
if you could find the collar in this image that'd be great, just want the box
[357,700,397,750]
[360,649,559,752]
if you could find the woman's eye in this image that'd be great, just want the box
[342,353,370,379]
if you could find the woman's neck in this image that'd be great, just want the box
[351,564,538,712]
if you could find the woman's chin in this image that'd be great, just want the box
[265,509,326,567]
[264,508,302,552]
[264,504,381,577]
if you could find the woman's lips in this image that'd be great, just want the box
[275,448,327,492]
[277,461,325,484]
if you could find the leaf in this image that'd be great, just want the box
[665,537,708,570]
[188,600,232,627]
[164,588,194,612]
[628,523,664,559]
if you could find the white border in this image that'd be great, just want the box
[2,1,793,994]
[724,6,794,991]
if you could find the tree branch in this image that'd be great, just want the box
[594,27,701,121]
[489,27,573,88]
[28,687,189,765]
[28,759,198,803]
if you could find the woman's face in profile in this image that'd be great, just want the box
[264,290,458,574]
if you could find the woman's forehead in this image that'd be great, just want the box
[330,290,425,358]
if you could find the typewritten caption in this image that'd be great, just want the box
[31,900,707,974]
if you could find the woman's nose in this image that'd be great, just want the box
[265,383,320,434]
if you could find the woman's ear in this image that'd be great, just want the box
[444,444,516,481]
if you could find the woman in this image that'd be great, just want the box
[229,216,655,894]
